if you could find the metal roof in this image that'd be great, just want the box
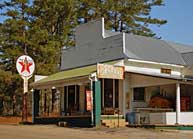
[31,64,96,87]
[124,34,186,66]
[182,52,193,66]
[166,41,193,53]
[61,19,124,70]
[61,18,193,70]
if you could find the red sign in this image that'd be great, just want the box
[86,90,92,111]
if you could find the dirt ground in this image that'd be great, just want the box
[0,125,193,139]
[0,116,32,124]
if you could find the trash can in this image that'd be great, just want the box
[126,112,135,125]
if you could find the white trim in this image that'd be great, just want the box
[125,65,181,77]
[176,83,181,124]
[123,32,126,53]
[123,79,126,117]
[128,59,184,68]
[102,17,105,38]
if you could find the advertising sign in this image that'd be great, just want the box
[86,90,92,111]
[16,55,35,77]
[97,64,124,79]
[16,55,35,122]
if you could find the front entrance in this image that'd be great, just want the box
[101,79,119,114]
[64,85,79,115]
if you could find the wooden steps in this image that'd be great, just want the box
[101,119,128,128]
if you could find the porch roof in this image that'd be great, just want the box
[31,65,96,88]
[31,60,119,88]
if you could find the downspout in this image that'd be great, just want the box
[89,72,98,126]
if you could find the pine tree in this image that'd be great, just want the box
[78,0,167,37]
[0,0,77,115]
[0,0,167,115]
[28,0,77,74]
[0,0,30,115]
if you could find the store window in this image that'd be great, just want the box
[104,79,113,107]
[101,79,119,108]
[133,87,145,101]
[64,85,79,113]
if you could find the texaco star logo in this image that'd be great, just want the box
[19,57,33,74]
[16,55,35,77]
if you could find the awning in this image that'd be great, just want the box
[31,65,96,89]
[31,60,120,89]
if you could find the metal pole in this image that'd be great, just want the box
[22,77,28,122]
[89,73,98,127]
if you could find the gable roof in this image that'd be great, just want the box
[60,18,193,70]
[60,19,125,70]
[124,34,187,66]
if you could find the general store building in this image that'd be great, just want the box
[31,18,193,127]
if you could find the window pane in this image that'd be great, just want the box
[115,79,119,108]
[104,79,113,107]
[134,88,145,101]
[68,85,75,106]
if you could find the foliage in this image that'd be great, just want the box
[78,0,167,37]
[0,0,77,115]
[0,0,166,115]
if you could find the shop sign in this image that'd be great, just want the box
[16,55,35,77]
[97,64,124,79]
[86,90,92,111]
[16,55,35,122]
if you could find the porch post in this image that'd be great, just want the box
[32,89,40,123]
[122,79,126,118]
[93,81,101,127]
[176,83,181,124]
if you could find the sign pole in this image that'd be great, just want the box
[16,55,35,123]
[22,76,28,122]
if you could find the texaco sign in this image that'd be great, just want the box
[16,55,35,77]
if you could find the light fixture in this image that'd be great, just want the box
[52,86,56,89]
[30,88,34,92]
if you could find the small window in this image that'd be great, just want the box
[133,87,145,101]
[161,68,171,74]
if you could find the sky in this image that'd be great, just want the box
[151,0,193,46]
[0,0,193,46]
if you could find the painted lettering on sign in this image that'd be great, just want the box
[97,64,124,79]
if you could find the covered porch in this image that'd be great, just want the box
[31,62,126,127]
[31,65,96,127]
[127,73,193,125]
